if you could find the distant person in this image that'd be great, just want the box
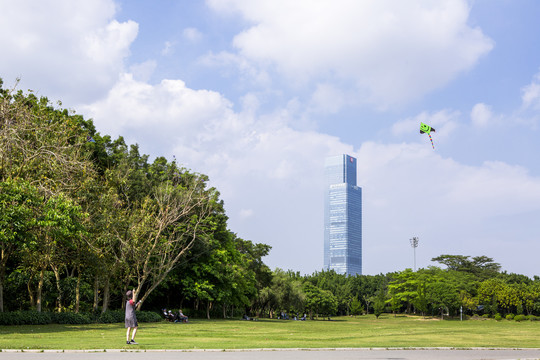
[125,290,141,345]
[178,309,189,323]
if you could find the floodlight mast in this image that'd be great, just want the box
[410,237,419,271]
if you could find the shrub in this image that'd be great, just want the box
[51,312,91,324]
[527,315,537,321]
[506,313,515,320]
[95,310,124,324]
[0,311,52,325]
[494,314,502,321]
[481,314,490,318]
[137,311,162,323]
[0,309,162,325]
[514,315,526,322]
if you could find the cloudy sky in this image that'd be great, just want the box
[2,0,540,277]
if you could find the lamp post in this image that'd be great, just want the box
[410,237,419,271]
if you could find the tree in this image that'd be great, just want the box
[387,269,418,314]
[0,179,40,312]
[303,283,337,319]
[373,289,387,319]
[431,254,500,280]
[118,172,220,308]
[350,297,362,317]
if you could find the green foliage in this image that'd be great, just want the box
[303,282,338,318]
[95,310,124,324]
[350,297,362,316]
[0,311,52,325]
[431,254,501,280]
[514,314,526,322]
[373,291,386,319]
[135,311,163,323]
[506,313,515,320]
[0,310,161,325]
[51,312,91,324]
[494,314,502,321]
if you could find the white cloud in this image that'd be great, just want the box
[183,27,203,42]
[239,209,254,219]
[161,41,174,56]
[200,51,272,87]
[308,83,348,115]
[206,0,494,106]
[471,103,493,127]
[521,71,540,110]
[0,0,137,105]
[129,60,157,82]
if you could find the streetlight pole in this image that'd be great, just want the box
[410,237,419,271]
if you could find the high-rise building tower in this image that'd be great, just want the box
[324,154,362,275]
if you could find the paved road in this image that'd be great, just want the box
[1,348,540,360]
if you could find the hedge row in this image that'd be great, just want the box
[0,310,162,326]
[493,313,539,322]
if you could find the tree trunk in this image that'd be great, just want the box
[52,265,63,312]
[222,303,226,319]
[102,277,110,313]
[75,270,81,313]
[0,281,3,312]
[27,274,35,309]
[37,268,44,312]
[206,301,212,319]
[92,276,99,312]
[0,247,7,312]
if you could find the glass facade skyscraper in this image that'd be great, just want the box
[324,154,362,275]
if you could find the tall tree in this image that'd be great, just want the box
[0,179,40,312]
[117,171,220,308]
[431,254,500,280]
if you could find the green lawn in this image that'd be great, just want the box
[1,315,539,350]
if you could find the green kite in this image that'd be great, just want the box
[419,122,436,149]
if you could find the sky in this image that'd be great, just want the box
[1,0,540,277]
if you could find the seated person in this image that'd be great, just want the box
[162,308,175,322]
[177,309,188,323]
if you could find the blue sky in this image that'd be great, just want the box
[2,0,540,277]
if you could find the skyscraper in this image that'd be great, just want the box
[324,154,362,275]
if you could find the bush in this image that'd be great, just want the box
[0,309,162,326]
[481,314,490,318]
[95,310,124,324]
[136,311,162,323]
[494,314,502,321]
[506,313,515,321]
[514,315,526,322]
[0,311,52,325]
[52,312,91,324]
[528,315,538,321]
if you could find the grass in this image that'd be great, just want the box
[1,314,539,350]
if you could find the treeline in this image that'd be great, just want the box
[1,81,539,322]
[239,256,540,321]
[0,79,271,317]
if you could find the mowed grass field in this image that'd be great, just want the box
[1,314,539,350]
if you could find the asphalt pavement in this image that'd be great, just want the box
[1,348,540,360]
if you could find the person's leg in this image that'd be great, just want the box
[131,327,138,341]
[126,327,131,343]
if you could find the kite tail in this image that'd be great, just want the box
[428,133,435,149]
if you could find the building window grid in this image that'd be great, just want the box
[324,155,362,276]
